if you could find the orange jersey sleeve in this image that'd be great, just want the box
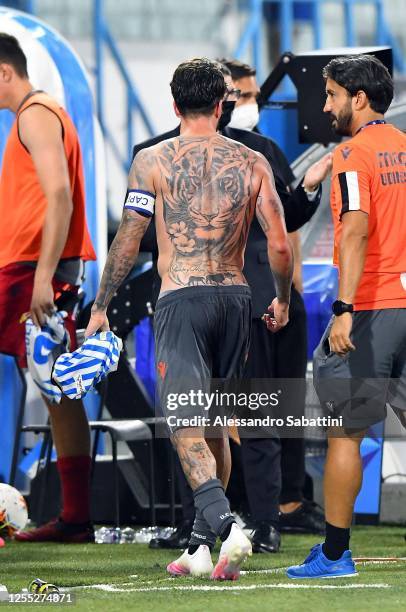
[331,142,373,220]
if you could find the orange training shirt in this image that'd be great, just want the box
[0,92,96,269]
[330,122,406,310]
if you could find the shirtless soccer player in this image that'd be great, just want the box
[86,58,293,580]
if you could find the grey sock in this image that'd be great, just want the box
[193,478,235,538]
[188,508,217,551]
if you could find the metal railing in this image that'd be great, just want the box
[94,0,155,173]
[233,0,265,82]
[233,0,406,78]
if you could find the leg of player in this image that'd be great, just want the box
[287,428,363,578]
[207,428,252,581]
[14,396,93,543]
[206,428,232,488]
[167,428,217,577]
[169,429,233,576]
[168,427,251,580]
[324,431,364,533]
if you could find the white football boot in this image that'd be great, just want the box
[211,523,252,581]
[167,544,213,577]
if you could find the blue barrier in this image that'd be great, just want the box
[135,317,156,404]
[0,357,23,482]
[302,262,338,360]
[355,423,384,515]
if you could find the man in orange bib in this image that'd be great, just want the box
[0,33,96,542]
[288,54,406,579]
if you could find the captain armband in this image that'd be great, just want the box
[124,189,155,218]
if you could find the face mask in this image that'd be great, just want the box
[217,100,236,131]
[228,103,260,131]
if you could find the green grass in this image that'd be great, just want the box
[1,527,405,611]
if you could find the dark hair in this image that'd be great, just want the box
[322,54,393,114]
[0,32,28,78]
[215,61,231,78]
[170,58,226,117]
[217,58,256,81]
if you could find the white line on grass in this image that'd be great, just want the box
[241,567,287,575]
[354,557,406,563]
[63,558,405,593]
[76,583,390,593]
[242,558,406,575]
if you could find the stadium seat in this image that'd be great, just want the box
[20,418,156,527]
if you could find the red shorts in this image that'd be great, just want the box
[0,263,78,368]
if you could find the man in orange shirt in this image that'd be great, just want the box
[288,54,406,578]
[0,33,96,542]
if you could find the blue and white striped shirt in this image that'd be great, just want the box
[52,331,123,400]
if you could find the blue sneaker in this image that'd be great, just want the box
[286,544,358,579]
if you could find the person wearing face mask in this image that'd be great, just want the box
[220,58,332,549]
[131,60,331,553]
[227,87,259,132]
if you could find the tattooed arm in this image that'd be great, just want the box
[85,149,154,337]
[255,154,293,333]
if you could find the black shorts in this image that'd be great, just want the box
[313,309,406,431]
[154,285,252,433]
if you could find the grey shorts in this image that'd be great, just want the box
[313,309,406,430]
[154,285,252,433]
